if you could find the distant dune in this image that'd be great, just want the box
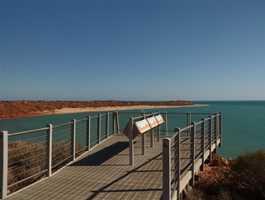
[0,100,194,119]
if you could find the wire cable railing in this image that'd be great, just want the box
[0,110,222,199]
[0,111,120,198]
[162,112,222,200]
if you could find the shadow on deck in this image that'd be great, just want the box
[8,134,163,200]
[86,153,162,200]
[72,142,129,166]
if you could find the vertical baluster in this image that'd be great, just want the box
[219,112,222,146]
[0,131,8,199]
[201,119,205,171]
[98,113,101,143]
[112,112,117,134]
[176,128,181,200]
[72,119,76,161]
[186,112,192,126]
[48,124,53,176]
[186,112,192,137]
[150,129,154,148]
[141,134,145,155]
[162,138,171,200]
[157,125,160,142]
[116,111,120,134]
[165,112,168,136]
[215,114,218,148]
[129,118,134,166]
[87,116,91,151]
[107,112,110,137]
[208,116,212,162]
[191,122,196,186]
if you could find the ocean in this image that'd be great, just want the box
[1,101,265,158]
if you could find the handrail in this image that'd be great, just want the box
[0,111,119,198]
[162,112,222,200]
[8,127,50,136]
[160,112,214,115]
[131,112,159,121]
[1,110,221,198]
[127,112,162,166]
[7,112,113,136]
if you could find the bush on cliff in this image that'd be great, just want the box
[187,150,265,200]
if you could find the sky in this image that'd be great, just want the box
[1,0,265,101]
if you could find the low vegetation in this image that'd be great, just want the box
[7,139,265,198]
[187,150,265,200]
[8,140,78,193]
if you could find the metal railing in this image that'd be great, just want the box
[127,112,161,166]
[0,111,119,199]
[0,110,222,199]
[162,112,222,200]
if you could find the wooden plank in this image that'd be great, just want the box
[7,126,222,200]
[8,135,164,200]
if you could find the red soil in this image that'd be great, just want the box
[0,100,192,119]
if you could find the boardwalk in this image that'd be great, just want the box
[8,134,164,200]
[6,113,221,200]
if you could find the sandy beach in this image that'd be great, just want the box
[0,101,206,119]
[52,104,208,115]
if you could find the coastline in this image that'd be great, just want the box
[52,103,208,114]
[1,104,207,120]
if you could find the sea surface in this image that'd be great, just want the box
[1,101,265,158]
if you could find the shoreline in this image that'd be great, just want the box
[52,104,208,114]
[1,104,207,120]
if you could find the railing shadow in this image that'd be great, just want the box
[86,153,162,200]
[72,141,128,166]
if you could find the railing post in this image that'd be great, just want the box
[165,112,168,136]
[175,128,181,200]
[201,119,205,171]
[191,122,196,186]
[208,116,212,162]
[157,126,160,142]
[98,113,101,143]
[107,112,110,137]
[219,112,222,146]
[150,129,154,148]
[141,114,145,155]
[186,112,192,126]
[116,111,120,134]
[0,131,8,200]
[141,134,145,155]
[129,118,134,166]
[162,138,171,200]
[48,124,53,177]
[186,112,192,137]
[215,114,219,148]
[72,119,76,161]
[112,112,117,134]
[87,116,91,151]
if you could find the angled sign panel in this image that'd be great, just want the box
[155,114,165,125]
[147,116,159,128]
[135,119,151,134]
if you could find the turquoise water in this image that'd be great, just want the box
[166,101,265,158]
[1,101,265,158]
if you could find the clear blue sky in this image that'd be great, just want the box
[1,0,265,101]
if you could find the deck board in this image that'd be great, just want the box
[8,134,164,200]
[7,132,213,200]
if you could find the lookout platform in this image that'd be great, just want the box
[8,134,164,200]
[2,112,221,200]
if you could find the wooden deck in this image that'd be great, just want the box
[7,131,218,200]
[7,134,164,200]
